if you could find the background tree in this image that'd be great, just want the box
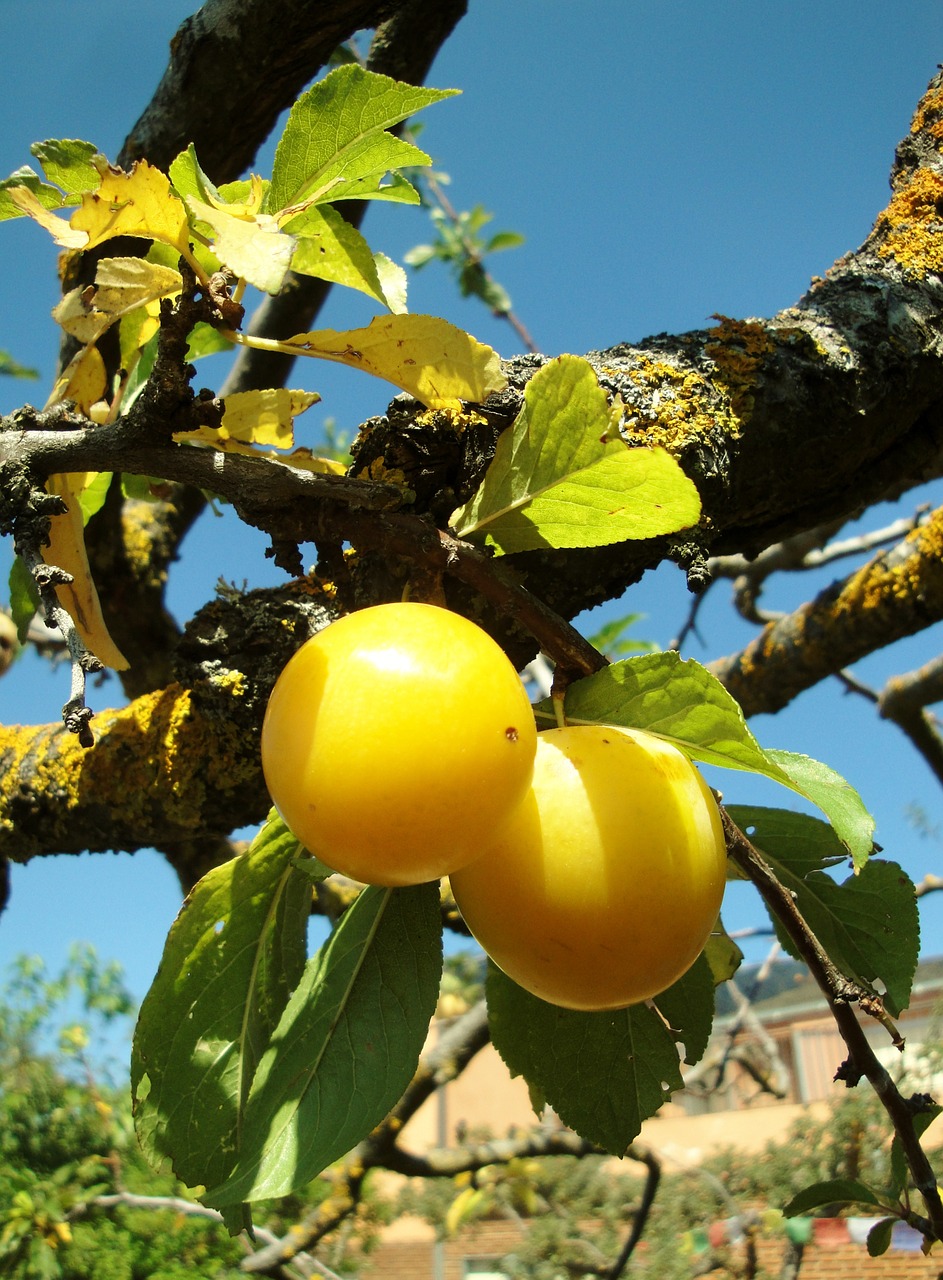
[1,2,943,1274]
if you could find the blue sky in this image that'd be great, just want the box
[1,2,942,1008]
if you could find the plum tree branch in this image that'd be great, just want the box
[707,505,943,716]
[722,809,943,1242]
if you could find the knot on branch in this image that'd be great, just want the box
[32,562,74,590]
[63,698,95,749]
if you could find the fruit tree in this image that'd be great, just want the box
[1,3,942,1272]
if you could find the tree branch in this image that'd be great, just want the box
[117,0,401,181]
[708,505,943,716]
[722,809,943,1243]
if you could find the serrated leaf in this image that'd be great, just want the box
[764,749,875,870]
[726,807,918,1017]
[131,812,312,1191]
[536,652,787,778]
[538,653,878,865]
[32,139,103,198]
[71,159,190,254]
[206,881,442,1206]
[187,197,295,295]
[450,355,701,554]
[0,166,65,221]
[650,953,715,1066]
[784,1178,886,1216]
[287,204,401,309]
[487,966,683,1154]
[173,388,319,451]
[266,65,456,213]
[280,313,505,408]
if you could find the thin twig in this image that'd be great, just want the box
[605,1145,661,1280]
[722,809,943,1242]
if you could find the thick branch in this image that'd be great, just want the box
[708,505,943,715]
[117,0,401,180]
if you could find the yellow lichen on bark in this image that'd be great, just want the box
[0,682,261,855]
[837,505,943,618]
[619,354,738,452]
[910,82,943,140]
[874,170,943,278]
[705,315,774,422]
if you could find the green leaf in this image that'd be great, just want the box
[450,355,701,554]
[784,1177,887,1216]
[650,952,715,1066]
[267,65,456,214]
[537,653,877,865]
[0,167,63,221]
[889,1105,941,1198]
[867,1218,896,1257]
[487,966,683,1155]
[535,652,787,777]
[726,807,919,1017]
[374,252,408,314]
[77,473,112,523]
[704,923,744,985]
[0,349,39,379]
[9,556,39,643]
[287,204,398,308]
[764,749,875,870]
[131,812,312,1192]
[169,143,222,209]
[31,139,103,199]
[206,880,443,1206]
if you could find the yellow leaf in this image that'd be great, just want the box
[8,186,87,248]
[173,388,319,450]
[278,447,347,475]
[282,314,507,408]
[445,1186,486,1237]
[46,345,107,413]
[44,474,129,670]
[71,160,190,254]
[187,197,295,295]
[54,259,181,345]
[94,256,182,316]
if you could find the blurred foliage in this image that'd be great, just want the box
[0,350,38,380]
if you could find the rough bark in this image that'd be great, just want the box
[3,29,943,865]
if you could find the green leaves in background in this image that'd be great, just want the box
[266,65,455,213]
[0,349,38,379]
[207,880,442,1207]
[538,651,875,867]
[131,813,312,1193]
[725,806,919,1018]
[487,961,719,1155]
[450,355,701,554]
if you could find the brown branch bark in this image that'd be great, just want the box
[722,809,943,1243]
[708,505,943,716]
[117,0,400,181]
